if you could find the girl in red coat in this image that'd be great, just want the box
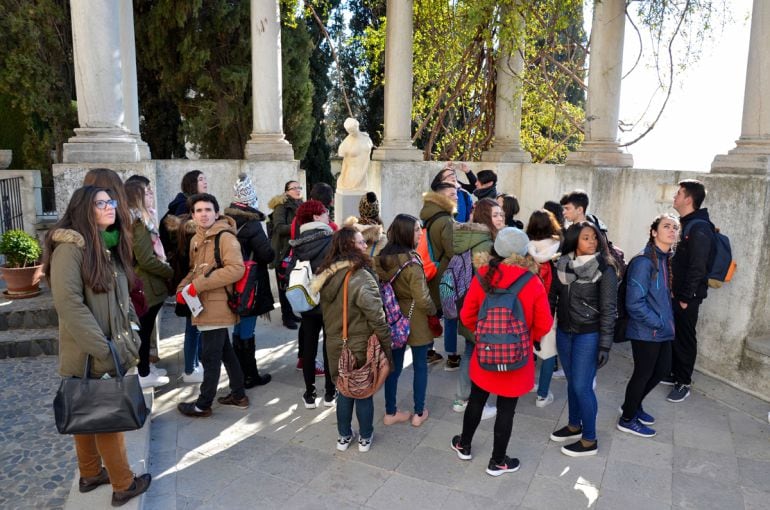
[451,227,553,476]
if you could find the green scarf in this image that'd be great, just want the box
[101,228,120,249]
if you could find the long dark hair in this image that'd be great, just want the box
[43,186,134,293]
[83,168,132,244]
[317,227,372,274]
[471,198,501,239]
[181,170,203,196]
[526,209,561,241]
[378,214,419,270]
[562,221,617,273]
[500,195,520,226]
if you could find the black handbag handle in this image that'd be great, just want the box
[83,338,125,379]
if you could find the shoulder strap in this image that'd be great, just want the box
[389,257,418,284]
[342,271,352,341]
[370,240,378,257]
[682,218,711,237]
[506,271,535,296]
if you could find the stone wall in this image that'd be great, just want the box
[375,160,770,399]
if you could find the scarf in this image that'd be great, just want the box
[101,228,120,249]
[473,185,497,200]
[555,252,602,285]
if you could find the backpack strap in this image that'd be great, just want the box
[370,240,378,257]
[424,211,451,262]
[342,271,352,342]
[389,257,419,284]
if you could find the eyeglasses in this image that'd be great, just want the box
[288,186,303,191]
[94,199,118,210]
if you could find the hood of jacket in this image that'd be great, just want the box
[473,250,540,275]
[344,217,384,243]
[167,192,187,211]
[374,251,419,281]
[528,237,560,264]
[419,191,456,222]
[453,222,492,254]
[268,193,302,212]
[298,221,333,235]
[196,215,238,240]
[224,205,266,223]
[162,212,196,236]
[309,260,352,295]
[473,185,498,201]
[50,228,87,249]
[290,224,333,263]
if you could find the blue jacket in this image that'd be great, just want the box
[625,244,675,342]
[456,188,474,223]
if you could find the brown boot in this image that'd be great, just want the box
[111,473,151,507]
[217,393,249,409]
[79,467,110,493]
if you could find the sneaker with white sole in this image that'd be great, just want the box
[617,417,656,438]
[323,392,336,407]
[303,390,318,409]
[618,406,656,425]
[139,372,170,388]
[561,439,598,457]
[486,456,520,476]
[450,435,472,460]
[550,425,582,442]
[182,366,204,384]
[535,392,554,408]
[552,368,566,379]
[481,404,497,420]
[666,383,691,403]
[336,434,354,452]
[150,364,167,377]
[358,433,373,452]
[452,399,468,413]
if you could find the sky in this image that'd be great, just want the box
[614,0,753,171]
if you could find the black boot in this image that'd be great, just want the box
[244,337,271,388]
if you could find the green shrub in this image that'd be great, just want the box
[0,229,42,268]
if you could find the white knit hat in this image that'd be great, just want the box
[233,173,258,209]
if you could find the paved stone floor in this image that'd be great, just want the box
[2,303,769,509]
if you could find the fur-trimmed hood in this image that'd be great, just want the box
[473,250,540,274]
[267,193,288,210]
[528,237,560,264]
[420,191,457,217]
[343,216,385,244]
[224,205,266,223]
[50,228,86,249]
[162,213,197,236]
[453,222,492,255]
[309,260,352,295]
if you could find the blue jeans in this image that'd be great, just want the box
[183,316,202,375]
[336,393,374,440]
[537,355,557,398]
[556,328,599,441]
[444,318,458,354]
[456,340,474,401]
[384,344,429,415]
[232,316,257,341]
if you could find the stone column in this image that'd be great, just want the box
[482,6,531,163]
[566,0,633,167]
[372,0,421,161]
[711,0,770,174]
[244,0,294,161]
[63,0,145,163]
[119,0,150,160]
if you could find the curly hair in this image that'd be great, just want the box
[317,227,372,274]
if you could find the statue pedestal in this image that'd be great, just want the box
[334,190,366,226]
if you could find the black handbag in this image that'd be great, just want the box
[53,339,150,435]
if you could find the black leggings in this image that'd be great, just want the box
[300,312,334,397]
[621,340,672,420]
[137,303,163,377]
[460,382,519,464]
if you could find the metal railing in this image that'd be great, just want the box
[0,177,24,235]
[36,186,57,219]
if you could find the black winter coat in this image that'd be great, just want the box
[549,255,618,350]
[671,208,714,304]
[290,222,334,273]
[225,205,275,317]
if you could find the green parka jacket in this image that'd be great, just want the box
[374,252,436,347]
[311,261,393,382]
[49,229,141,378]
[419,191,456,307]
[131,215,173,307]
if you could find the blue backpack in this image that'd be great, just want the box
[474,272,534,372]
[683,219,736,288]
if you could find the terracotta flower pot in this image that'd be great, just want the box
[1,264,43,298]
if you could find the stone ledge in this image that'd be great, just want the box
[746,335,770,357]
[0,328,58,358]
[64,390,153,510]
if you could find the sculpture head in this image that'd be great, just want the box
[344,117,360,135]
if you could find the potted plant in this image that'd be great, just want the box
[0,229,43,298]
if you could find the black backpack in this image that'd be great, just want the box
[211,230,262,317]
[587,214,627,278]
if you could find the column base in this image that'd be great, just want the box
[372,140,422,161]
[62,128,144,163]
[566,141,633,167]
[481,142,531,163]
[711,138,770,175]
[244,134,295,161]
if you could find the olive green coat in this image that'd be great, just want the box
[49,229,141,378]
[311,261,393,382]
[374,252,436,347]
[419,191,456,307]
[131,217,173,307]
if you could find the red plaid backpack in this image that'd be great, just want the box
[474,272,534,372]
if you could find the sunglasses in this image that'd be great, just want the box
[94,199,118,210]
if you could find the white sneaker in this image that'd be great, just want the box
[553,369,566,379]
[530,383,539,393]
[536,392,554,408]
[139,372,170,388]
[481,404,497,420]
[182,366,204,384]
[150,364,167,377]
[452,399,468,413]
[358,433,373,452]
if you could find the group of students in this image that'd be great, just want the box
[47,163,715,505]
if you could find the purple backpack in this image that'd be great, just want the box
[439,250,474,319]
[380,258,418,349]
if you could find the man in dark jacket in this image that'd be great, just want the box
[667,179,714,403]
